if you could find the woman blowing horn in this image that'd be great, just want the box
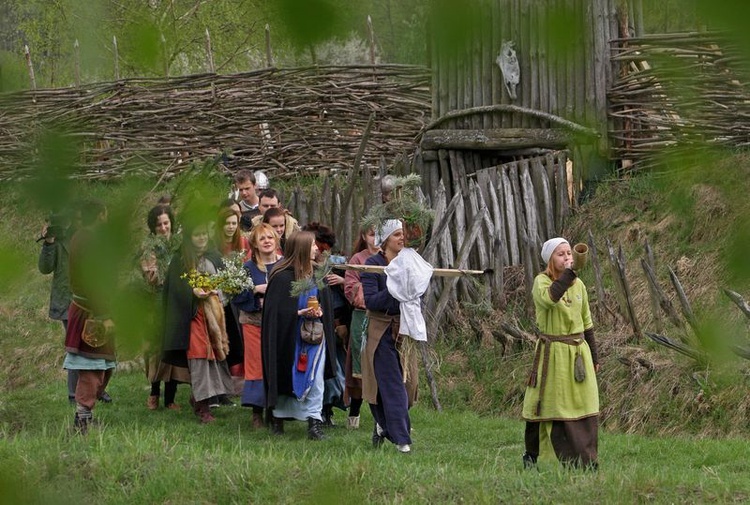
[522,237,600,470]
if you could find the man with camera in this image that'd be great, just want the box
[39,204,112,408]
[38,207,79,403]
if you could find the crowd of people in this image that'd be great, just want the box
[38,169,600,465]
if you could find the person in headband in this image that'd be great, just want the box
[521,236,600,470]
[374,219,403,249]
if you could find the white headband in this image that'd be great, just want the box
[374,219,403,248]
[541,237,569,264]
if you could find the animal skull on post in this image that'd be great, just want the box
[496,40,520,100]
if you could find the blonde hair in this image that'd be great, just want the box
[248,223,279,260]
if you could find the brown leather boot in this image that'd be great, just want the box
[196,400,215,424]
[252,412,264,429]
[270,417,284,435]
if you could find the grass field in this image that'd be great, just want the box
[2,308,750,505]
[2,367,750,504]
[3,171,750,504]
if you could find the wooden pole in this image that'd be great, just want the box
[162,33,169,78]
[73,40,81,88]
[24,45,37,92]
[334,263,487,277]
[367,15,377,65]
[265,24,273,68]
[113,36,120,80]
[205,28,215,73]
[669,267,698,333]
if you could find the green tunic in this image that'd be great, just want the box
[522,273,598,422]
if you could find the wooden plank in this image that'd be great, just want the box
[473,1,484,130]
[295,184,308,227]
[424,186,461,266]
[491,0,502,128]
[519,159,541,252]
[422,128,571,150]
[469,179,489,269]
[487,176,506,307]
[537,3,550,119]
[424,180,447,265]
[582,0,595,127]
[669,267,698,333]
[492,166,510,266]
[529,0,540,127]
[587,229,607,322]
[619,246,642,341]
[547,0,558,117]
[427,209,487,339]
[501,166,520,265]
[438,149,452,203]
[530,156,555,239]
[481,0,493,130]
[520,0,531,127]
[321,175,331,227]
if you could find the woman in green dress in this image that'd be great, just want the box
[522,237,600,469]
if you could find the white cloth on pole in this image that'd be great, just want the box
[385,248,433,342]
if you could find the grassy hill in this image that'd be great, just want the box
[2,153,750,502]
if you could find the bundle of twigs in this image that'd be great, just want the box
[0,64,430,180]
[608,32,750,172]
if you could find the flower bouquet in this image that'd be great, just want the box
[181,251,253,296]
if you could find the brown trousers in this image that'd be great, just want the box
[525,417,598,468]
[75,369,113,410]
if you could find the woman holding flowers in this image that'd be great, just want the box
[139,204,183,411]
[231,223,281,428]
[522,237,599,469]
[261,231,337,440]
[162,214,234,424]
[215,206,250,401]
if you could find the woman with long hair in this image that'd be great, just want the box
[140,204,182,411]
[342,225,378,429]
[231,223,282,428]
[161,214,235,423]
[214,206,249,405]
[216,207,250,261]
[261,231,337,440]
[522,237,599,469]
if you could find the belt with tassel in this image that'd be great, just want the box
[527,333,584,416]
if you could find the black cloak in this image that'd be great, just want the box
[261,267,336,409]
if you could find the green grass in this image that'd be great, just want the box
[4,162,750,503]
[2,370,750,504]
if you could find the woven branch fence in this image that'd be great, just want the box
[608,32,750,172]
[0,64,430,180]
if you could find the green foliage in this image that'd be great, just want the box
[360,173,433,234]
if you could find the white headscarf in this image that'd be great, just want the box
[374,219,403,248]
[541,237,569,264]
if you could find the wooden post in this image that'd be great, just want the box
[669,267,698,333]
[642,239,663,332]
[367,15,377,65]
[205,28,215,73]
[265,24,273,67]
[618,245,641,341]
[587,230,607,323]
[113,36,120,80]
[23,45,36,101]
[162,33,169,78]
[73,40,81,88]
